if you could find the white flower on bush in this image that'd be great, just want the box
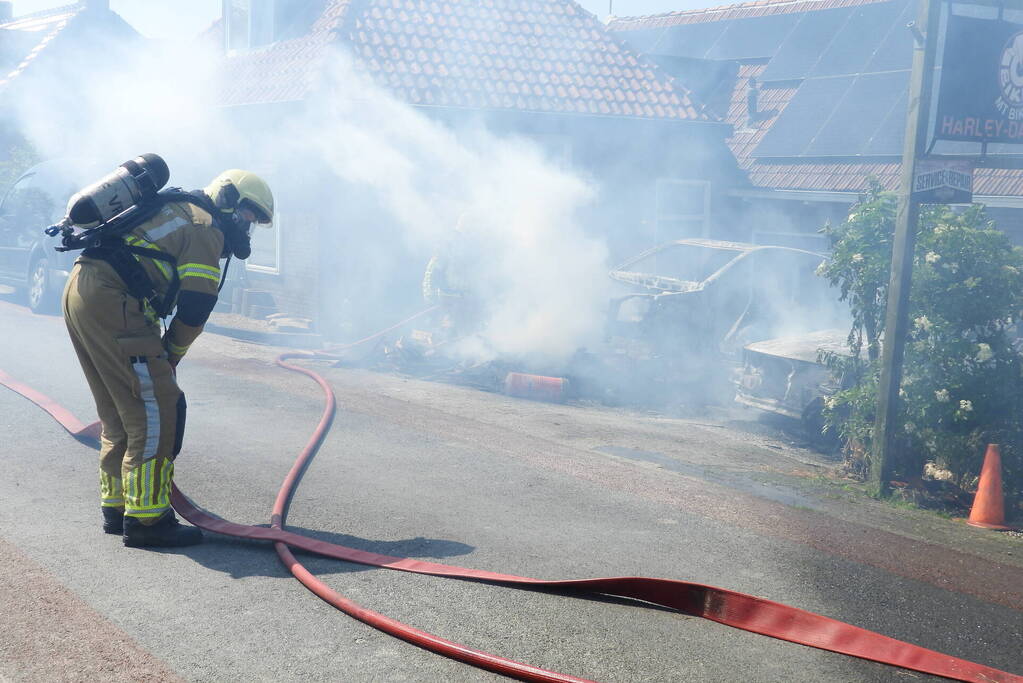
[924,462,953,481]
[925,251,940,264]
[824,396,837,409]
[904,421,917,433]
[851,253,864,263]
[914,315,933,331]
[959,399,973,412]
[935,388,950,402]
[976,343,994,362]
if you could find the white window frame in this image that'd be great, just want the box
[224,0,249,53]
[246,209,281,274]
[250,0,275,48]
[224,0,275,53]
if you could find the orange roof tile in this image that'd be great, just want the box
[218,0,711,121]
[608,0,887,29]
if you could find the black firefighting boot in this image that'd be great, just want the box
[123,512,203,548]
[102,506,124,534]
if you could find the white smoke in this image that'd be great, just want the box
[281,50,610,362]
[10,36,230,184]
[10,30,610,364]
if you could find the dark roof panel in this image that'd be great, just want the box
[704,13,800,60]
[861,86,906,155]
[863,0,913,72]
[656,21,729,59]
[759,6,853,82]
[753,75,856,157]
[614,0,1023,197]
[806,71,906,156]
[809,0,905,77]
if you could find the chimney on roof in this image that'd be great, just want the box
[0,2,13,24]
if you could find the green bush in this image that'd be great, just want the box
[818,181,1023,503]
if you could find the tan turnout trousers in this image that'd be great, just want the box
[63,260,185,524]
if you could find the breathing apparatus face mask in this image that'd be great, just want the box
[222,212,252,260]
[204,184,253,260]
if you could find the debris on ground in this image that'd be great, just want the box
[266,315,314,333]
[207,312,323,348]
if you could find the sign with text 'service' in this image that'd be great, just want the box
[936,14,1023,144]
[913,159,973,204]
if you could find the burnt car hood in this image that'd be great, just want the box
[743,329,853,363]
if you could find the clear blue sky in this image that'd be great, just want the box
[12,0,711,38]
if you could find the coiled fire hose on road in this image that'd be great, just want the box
[1,355,1020,682]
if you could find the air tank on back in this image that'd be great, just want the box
[65,153,170,228]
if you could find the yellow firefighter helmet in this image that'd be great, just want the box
[204,169,274,225]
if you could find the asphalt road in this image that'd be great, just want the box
[0,296,1021,682]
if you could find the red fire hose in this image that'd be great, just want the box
[1,358,1020,683]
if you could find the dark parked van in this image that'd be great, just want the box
[0,159,103,313]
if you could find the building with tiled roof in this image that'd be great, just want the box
[215,0,711,120]
[0,3,78,94]
[0,0,139,96]
[609,0,1023,247]
[611,0,888,29]
[209,0,752,333]
[0,0,141,164]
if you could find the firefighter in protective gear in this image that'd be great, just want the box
[421,212,484,341]
[62,168,274,547]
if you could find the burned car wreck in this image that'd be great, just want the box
[603,239,848,409]
[339,237,852,418]
[734,329,851,438]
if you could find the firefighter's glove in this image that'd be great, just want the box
[162,336,185,369]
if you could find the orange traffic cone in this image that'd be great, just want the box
[967,444,1013,530]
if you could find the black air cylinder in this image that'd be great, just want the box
[66,153,170,227]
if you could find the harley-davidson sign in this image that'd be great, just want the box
[936,14,1023,144]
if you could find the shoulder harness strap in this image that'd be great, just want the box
[79,189,234,317]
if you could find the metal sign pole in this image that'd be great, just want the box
[871,0,942,497]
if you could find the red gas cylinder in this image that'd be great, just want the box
[503,372,569,403]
